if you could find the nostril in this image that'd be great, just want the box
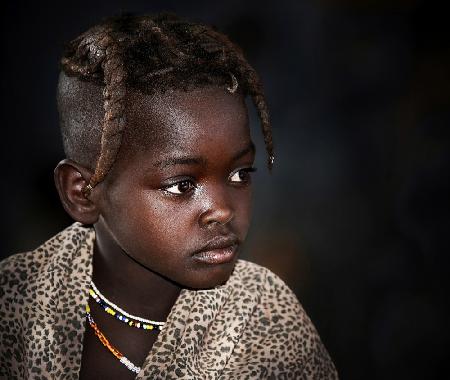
[209,215,233,226]
[200,208,234,227]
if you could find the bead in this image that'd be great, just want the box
[89,281,165,331]
[86,308,141,374]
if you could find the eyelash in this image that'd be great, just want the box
[161,167,257,196]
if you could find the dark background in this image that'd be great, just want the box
[1,1,448,379]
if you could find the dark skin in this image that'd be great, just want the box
[54,86,255,379]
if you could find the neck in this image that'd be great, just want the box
[91,220,181,322]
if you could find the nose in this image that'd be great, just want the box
[198,184,234,228]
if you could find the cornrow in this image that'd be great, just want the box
[60,13,274,196]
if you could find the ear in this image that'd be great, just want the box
[54,159,100,224]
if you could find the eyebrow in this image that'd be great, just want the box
[153,141,255,169]
[232,141,255,161]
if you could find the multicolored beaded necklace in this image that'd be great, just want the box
[85,304,141,374]
[86,282,166,374]
[89,281,165,330]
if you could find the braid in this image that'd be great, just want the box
[248,79,274,171]
[235,60,274,171]
[87,35,127,192]
[59,13,275,195]
[203,29,274,170]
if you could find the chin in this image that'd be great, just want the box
[186,261,237,290]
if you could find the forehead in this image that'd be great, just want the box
[122,86,250,156]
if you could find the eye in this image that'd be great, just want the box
[229,167,257,183]
[163,180,195,195]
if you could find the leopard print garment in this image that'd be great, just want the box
[0,223,338,379]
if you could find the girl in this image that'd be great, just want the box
[0,13,338,379]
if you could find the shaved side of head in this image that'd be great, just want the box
[57,72,104,170]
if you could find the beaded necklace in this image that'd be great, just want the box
[89,281,165,330]
[85,304,141,374]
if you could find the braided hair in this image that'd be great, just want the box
[59,13,274,196]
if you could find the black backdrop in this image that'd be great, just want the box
[1,1,448,379]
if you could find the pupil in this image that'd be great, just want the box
[179,181,190,192]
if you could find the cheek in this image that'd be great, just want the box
[220,186,253,240]
[118,191,198,250]
[236,190,253,233]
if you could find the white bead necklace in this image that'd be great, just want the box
[90,281,165,328]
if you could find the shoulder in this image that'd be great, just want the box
[0,222,92,302]
[233,259,302,303]
[0,223,93,378]
[231,260,339,378]
[0,250,42,303]
[232,259,309,337]
[232,259,308,320]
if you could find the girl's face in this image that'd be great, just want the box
[95,86,255,289]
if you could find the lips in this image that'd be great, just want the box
[192,237,239,265]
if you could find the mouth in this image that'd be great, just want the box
[192,237,239,265]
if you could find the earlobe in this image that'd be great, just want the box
[54,159,100,224]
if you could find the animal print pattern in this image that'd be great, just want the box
[0,223,338,379]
